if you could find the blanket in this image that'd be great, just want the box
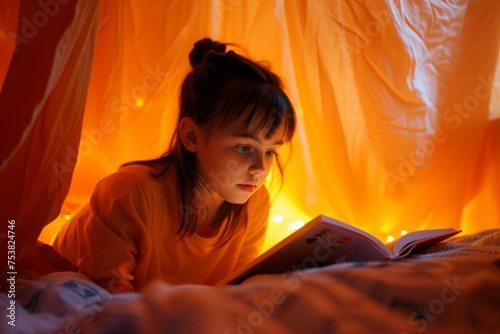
[1,229,499,334]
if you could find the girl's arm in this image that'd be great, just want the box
[70,172,152,293]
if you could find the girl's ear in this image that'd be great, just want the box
[179,117,200,152]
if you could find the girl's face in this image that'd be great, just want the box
[196,116,285,204]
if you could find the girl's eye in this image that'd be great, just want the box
[235,145,278,157]
[266,149,278,157]
[236,145,253,153]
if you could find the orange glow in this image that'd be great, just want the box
[273,215,283,223]
[2,1,499,261]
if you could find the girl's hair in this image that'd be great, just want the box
[125,38,296,246]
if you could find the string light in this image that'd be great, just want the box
[273,215,283,223]
[288,220,305,231]
[386,235,395,243]
[135,99,144,107]
[401,230,408,236]
[64,214,71,220]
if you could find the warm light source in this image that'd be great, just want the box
[135,99,144,107]
[288,220,305,231]
[264,194,309,251]
[266,173,272,182]
[386,235,395,243]
[64,214,71,220]
[401,230,408,236]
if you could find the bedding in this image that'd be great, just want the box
[2,229,499,334]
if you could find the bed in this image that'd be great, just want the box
[2,0,500,333]
[1,229,499,333]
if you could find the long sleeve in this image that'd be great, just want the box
[62,171,154,292]
[54,164,273,289]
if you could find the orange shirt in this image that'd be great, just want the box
[52,163,269,292]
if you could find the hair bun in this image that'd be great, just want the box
[189,38,227,69]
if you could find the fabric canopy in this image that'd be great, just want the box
[1,0,499,266]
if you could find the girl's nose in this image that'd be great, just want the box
[249,153,266,175]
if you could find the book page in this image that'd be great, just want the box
[218,215,393,285]
[393,228,461,256]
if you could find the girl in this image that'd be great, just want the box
[53,38,296,293]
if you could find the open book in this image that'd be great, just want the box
[217,215,461,285]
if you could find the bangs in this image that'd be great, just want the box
[214,81,296,142]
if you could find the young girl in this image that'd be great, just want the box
[53,38,296,293]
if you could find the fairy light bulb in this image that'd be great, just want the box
[288,220,305,231]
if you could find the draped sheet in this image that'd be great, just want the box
[0,0,499,265]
